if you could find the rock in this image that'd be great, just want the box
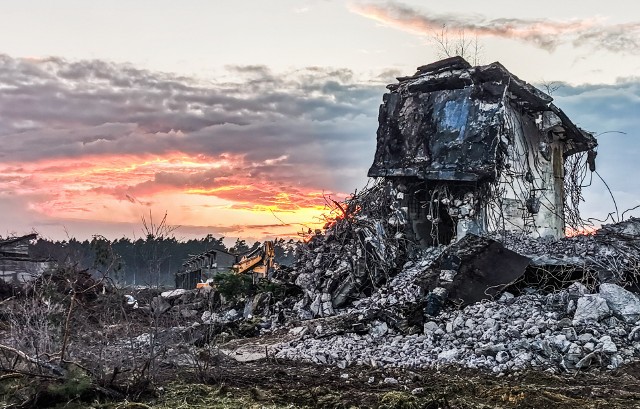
[608,354,622,370]
[423,321,439,333]
[573,295,610,324]
[310,294,322,317]
[224,309,240,322]
[370,321,389,338]
[150,296,171,316]
[599,283,640,324]
[483,318,497,328]
[499,292,514,301]
[383,377,399,385]
[567,282,589,297]
[562,327,577,341]
[201,310,216,324]
[321,301,335,316]
[600,335,618,353]
[160,289,189,300]
[628,326,640,342]
[438,348,459,360]
[523,326,540,337]
[495,351,510,363]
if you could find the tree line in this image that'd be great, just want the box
[30,234,297,287]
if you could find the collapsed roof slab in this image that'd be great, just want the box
[368,56,597,182]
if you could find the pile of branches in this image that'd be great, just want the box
[292,179,410,318]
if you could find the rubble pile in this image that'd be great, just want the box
[293,180,409,319]
[496,218,640,289]
[269,219,640,374]
[275,282,640,374]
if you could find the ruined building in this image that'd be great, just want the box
[176,247,237,289]
[368,57,597,245]
[0,234,51,283]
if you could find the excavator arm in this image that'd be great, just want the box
[232,241,275,277]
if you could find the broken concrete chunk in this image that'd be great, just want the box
[161,288,189,300]
[599,335,618,353]
[435,234,530,306]
[150,296,171,316]
[573,295,610,325]
[599,283,640,324]
[423,321,439,333]
[370,321,389,338]
[567,282,589,297]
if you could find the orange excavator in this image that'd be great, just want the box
[195,241,275,289]
[231,240,276,277]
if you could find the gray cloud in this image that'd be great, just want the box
[350,1,640,54]
[551,79,640,221]
[0,54,384,193]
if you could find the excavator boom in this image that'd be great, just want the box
[232,240,275,277]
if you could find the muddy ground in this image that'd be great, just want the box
[4,354,640,408]
[157,358,640,408]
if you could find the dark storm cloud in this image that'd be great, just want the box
[350,1,640,54]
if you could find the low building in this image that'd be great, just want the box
[0,233,51,283]
[175,248,237,289]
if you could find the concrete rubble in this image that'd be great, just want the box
[143,58,640,376]
[136,214,640,375]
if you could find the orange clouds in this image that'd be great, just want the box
[350,3,595,41]
[0,53,378,240]
[0,151,336,238]
[349,2,640,53]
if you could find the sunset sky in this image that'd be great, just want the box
[1,0,639,243]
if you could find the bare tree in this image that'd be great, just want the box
[540,80,563,96]
[431,24,483,65]
[139,211,179,288]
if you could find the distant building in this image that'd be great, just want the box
[175,248,237,289]
[368,57,597,244]
[0,234,52,283]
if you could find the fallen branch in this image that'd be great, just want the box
[0,368,61,380]
[0,343,67,377]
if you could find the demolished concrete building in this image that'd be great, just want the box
[291,57,607,318]
[368,57,597,244]
[135,58,640,376]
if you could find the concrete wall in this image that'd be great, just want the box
[487,103,565,238]
[0,260,49,284]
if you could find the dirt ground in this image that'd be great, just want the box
[6,357,637,409]
[147,357,640,409]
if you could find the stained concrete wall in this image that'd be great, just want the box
[486,103,565,239]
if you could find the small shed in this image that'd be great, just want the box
[368,57,597,244]
[0,233,51,283]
